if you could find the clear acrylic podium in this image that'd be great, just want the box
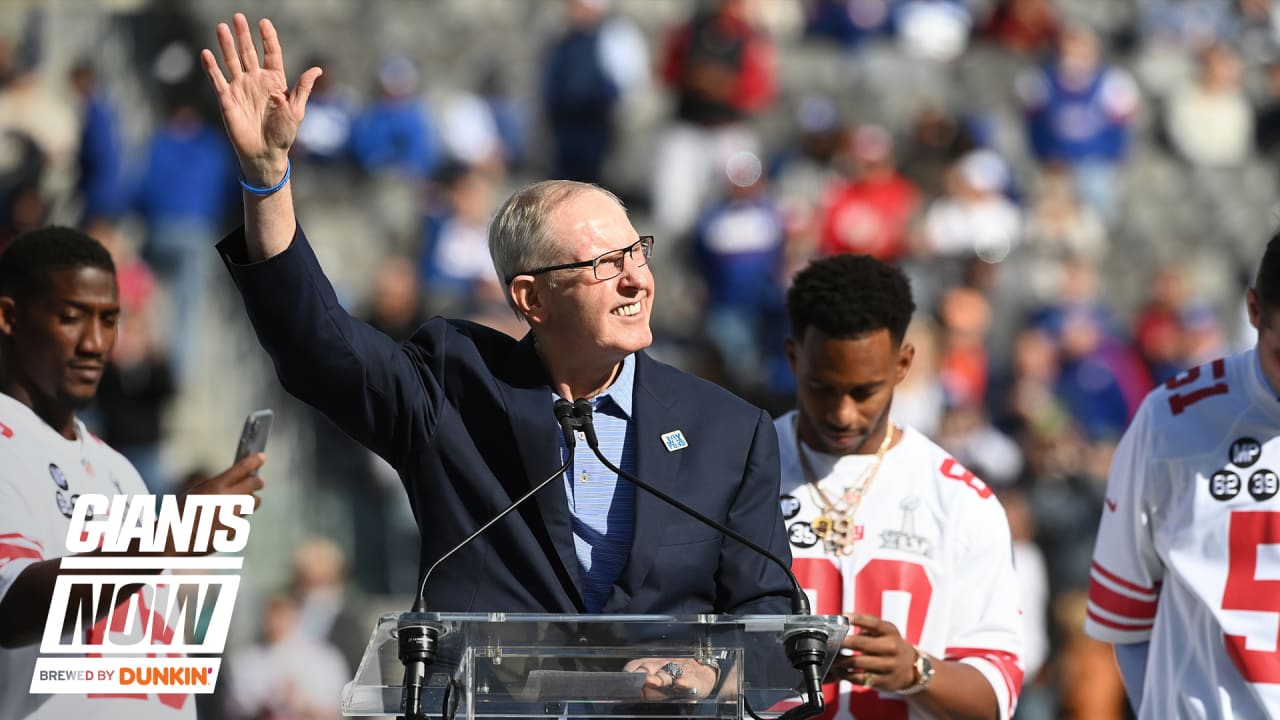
[342,613,850,719]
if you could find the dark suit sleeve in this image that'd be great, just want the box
[217,226,440,466]
[717,408,793,615]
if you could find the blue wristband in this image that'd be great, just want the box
[239,160,291,196]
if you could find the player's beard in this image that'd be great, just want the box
[59,384,98,411]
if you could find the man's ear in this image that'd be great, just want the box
[896,341,915,384]
[1248,287,1262,330]
[510,277,545,326]
[0,296,15,338]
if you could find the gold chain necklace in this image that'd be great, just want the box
[795,418,895,556]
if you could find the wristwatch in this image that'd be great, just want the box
[897,647,935,696]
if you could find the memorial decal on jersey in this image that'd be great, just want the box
[1229,437,1262,468]
[1210,469,1242,501]
[1211,437,1278,502]
[48,463,69,490]
[784,494,825,548]
[49,463,86,520]
[788,520,820,548]
[29,493,257,696]
[880,496,933,557]
[1249,469,1279,501]
[780,494,801,520]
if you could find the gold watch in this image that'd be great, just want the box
[897,647,935,696]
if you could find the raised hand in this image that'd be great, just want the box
[200,13,321,186]
[188,452,267,508]
[173,452,267,556]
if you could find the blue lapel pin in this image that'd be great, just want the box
[661,430,688,452]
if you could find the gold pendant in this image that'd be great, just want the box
[812,514,834,539]
[812,514,858,556]
[829,516,858,556]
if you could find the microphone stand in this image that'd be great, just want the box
[570,399,828,720]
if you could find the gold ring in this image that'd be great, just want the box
[861,672,875,688]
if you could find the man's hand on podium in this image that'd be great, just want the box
[622,658,717,700]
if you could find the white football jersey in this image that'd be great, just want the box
[0,392,195,719]
[1087,349,1280,719]
[775,412,1024,720]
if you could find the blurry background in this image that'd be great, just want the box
[2,0,1275,717]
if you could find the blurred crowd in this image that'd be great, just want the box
[4,0,1280,717]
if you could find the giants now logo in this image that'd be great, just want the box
[30,494,254,695]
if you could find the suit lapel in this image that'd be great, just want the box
[497,333,583,606]
[604,351,686,611]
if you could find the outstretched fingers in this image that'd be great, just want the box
[200,48,229,94]
[232,13,261,73]
[260,18,285,72]
[215,22,241,79]
[289,66,323,118]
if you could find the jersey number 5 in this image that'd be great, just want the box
[1222,510,1280,683]
[1166,358,1228,416]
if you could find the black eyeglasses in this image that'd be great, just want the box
[506,236,654,284]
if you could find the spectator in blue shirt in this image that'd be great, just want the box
[131,93,237,380]
[70,62,125,226]
[542,0,647,184]
[351,54,438,180]
[691,157,787,395]
[1016,23,1141,223]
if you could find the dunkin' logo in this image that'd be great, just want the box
[121,666,215,686]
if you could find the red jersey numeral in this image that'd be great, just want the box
[1222,510,1280,683]
[85,589,189,709]
[939,458,993,499]
[793,557,934,720]
[1167,358,1228,415]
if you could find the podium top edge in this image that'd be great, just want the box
[379,612,851,626]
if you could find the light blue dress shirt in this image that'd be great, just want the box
[556,354,637,612]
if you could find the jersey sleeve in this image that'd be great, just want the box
[942,491,1025,720]
[1084,396,1163,644]
[0,474,45,608]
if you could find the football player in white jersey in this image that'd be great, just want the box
[778,254,1023,720]
[1086,234,1280,718]
[0,227,267,719]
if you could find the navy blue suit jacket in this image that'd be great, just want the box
[219,227,792,615]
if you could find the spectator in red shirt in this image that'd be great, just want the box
[658,0,775,128]
[818,124,921,261]
[981,0,1061,57]
[651,0,777,241]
